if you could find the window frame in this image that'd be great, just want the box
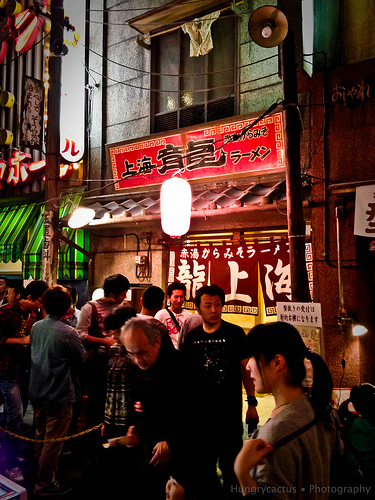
[150,11,239,134]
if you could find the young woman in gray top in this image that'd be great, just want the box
[235,322,340,500]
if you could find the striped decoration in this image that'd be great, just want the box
[22,194,89,280]
[0,204,41,263]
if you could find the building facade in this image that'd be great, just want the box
[0,0,89,303]
[84,0,375,387]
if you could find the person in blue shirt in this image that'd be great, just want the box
[29,285,86,497]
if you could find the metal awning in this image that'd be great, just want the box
[128,0,230,34]
[82,177,298,228]
[0,204,41,263]
[22,194,89,280]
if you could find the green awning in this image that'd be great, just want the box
[0,204,41,263]
[23,194,89,280]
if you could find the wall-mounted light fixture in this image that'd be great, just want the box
[248,5,288,48]
[336,309,368,336]
[68,207,95,228]
[349,311,368,336]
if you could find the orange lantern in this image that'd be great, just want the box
[160,177,191,238]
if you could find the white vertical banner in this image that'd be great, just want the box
[354,184,375,237]
[60,0,85,163]
[41,210,54,284]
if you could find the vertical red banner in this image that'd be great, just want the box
[257,239,291,316]
[209,244,259,314]
[168,245,210,309]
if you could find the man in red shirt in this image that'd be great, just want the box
[0,279,48,483]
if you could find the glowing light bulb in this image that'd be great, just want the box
[68,208,95,228]
[261,24,273,39]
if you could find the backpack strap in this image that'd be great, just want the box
[271,406,333,451]
[271,415,320,451]
[166,308,181,332]
[87,300,103,338]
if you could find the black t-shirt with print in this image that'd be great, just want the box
[181,319,248,422]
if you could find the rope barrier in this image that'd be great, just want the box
[0,423,103,444]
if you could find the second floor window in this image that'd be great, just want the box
[151,12,237,133]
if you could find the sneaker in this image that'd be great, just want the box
[5,467,25,483]
[35,482,71,496]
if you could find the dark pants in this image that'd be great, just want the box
[204,419,244,500]
[82,351,109,428]
[95,444,169,500]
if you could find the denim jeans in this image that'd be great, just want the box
[0,377,23,469]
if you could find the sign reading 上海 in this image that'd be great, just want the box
[107,112,285,190]
[354,184,375,237]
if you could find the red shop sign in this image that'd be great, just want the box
[106,112,285,191]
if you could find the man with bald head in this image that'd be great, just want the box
[120,318,208,500]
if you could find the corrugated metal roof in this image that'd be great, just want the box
[78,178,311,227]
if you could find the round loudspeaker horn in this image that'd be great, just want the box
[248,5,288,48]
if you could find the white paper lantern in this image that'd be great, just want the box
[160,177,192,238]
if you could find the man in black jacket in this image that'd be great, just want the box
[121,317,215,500]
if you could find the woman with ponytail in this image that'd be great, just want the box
[234,322,340,499]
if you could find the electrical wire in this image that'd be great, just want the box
[85,0,245,15]
[84,0,302,13]
[45,5,279,80]
[86,43,278,78]
[87,66,279,93]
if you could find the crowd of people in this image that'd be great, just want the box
[0,275,374,499]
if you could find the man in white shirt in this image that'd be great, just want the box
[155,281,192,349]
[76,273,130,428]
[136,286,174,349]
[137,286,165,321]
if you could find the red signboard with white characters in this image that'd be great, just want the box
[167,246,210,308]
[107,112,285,190]
[257,239,291,316]
[0,150,45,187]
[210,244,259,315]
[168,240,313,316]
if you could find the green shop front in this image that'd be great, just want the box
[0,195,90,306]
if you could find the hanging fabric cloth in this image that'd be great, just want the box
[181,11,220,57]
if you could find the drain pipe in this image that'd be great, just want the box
[335,205,351,331]
[335,206,344,312]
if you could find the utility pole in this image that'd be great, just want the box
[41,0,64,285]
[280,31,310,302]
